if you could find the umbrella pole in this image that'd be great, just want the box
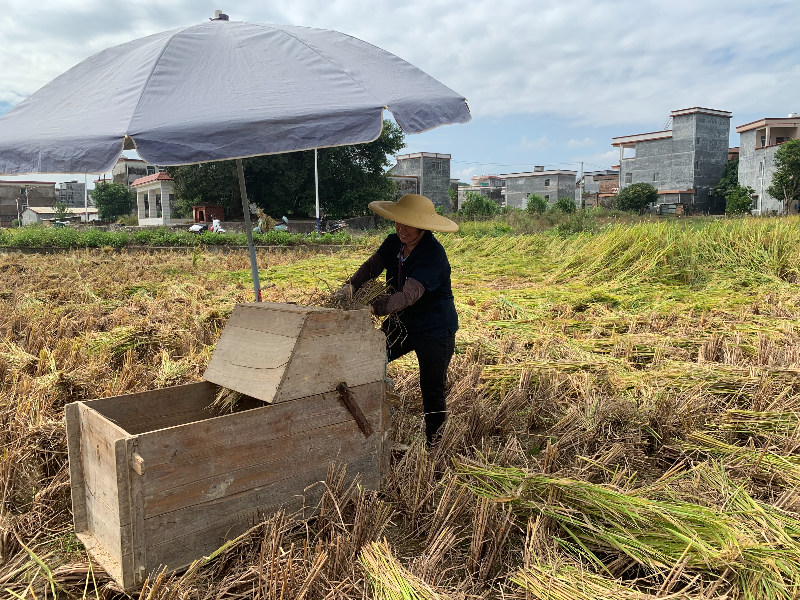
[236,158,261,302]
[314,148,320,233]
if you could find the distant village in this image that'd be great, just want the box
[1,106,797,228]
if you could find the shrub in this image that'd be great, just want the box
[725,185,755,216]
[554,197,577,213]
[91,182,135,221]
[526,194,548,214]
[459,191,499,219]
[614,183,658,213]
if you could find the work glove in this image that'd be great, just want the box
[333,283,354,301]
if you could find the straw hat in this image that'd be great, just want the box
[368,194,459,233]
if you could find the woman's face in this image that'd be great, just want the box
[395,222,423,244]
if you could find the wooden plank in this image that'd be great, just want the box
[274,329,385,403]
[202,326,294,403]
[79,405,127,522]
[301,308,374,338]
[120,438,147,589]
[144,451,380,563]
[83,382,217,435]
[76,532,124,589]
[138,382,383,486]
[83,476,123,560]
[336,382,373,437]
[224,303,308,338]
[65,402,87,531]
[143,417,380,519]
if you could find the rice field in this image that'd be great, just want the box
[3,216,800,599]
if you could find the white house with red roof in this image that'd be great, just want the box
[131,172,175,226]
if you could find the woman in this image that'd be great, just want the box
[339,194,459,445]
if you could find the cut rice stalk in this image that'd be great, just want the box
[360,540,447,600]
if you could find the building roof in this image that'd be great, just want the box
[657,189,696,195]
[116,157,147,163]
[0,180,56,185]
[502,170,577,178]
[395,152,451,160]
[612,129,673,147]
[735,117,800,133]
[131,172,173,187]
[25,206,98,214]
[670,107,732,118]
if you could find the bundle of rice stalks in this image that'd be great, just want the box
[509,558,715,600]
[207,386,244,415]
[454,458,800,596]
[683,431,800,488]
[308,278,391,311]
[360,540,448,600]
[718,409,800,438]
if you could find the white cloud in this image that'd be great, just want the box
[0,0,798,130]
[517,135,551,151]
[453,166,477,181]
[567,138,595,148]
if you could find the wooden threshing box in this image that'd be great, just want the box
[65,303,388,591]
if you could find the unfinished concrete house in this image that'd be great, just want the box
[504,168,577,210]
[612,107,732,213]
[577,170,618,208]
[0,180,56,227]
[736,113,800,215]
[457,175,506,209]
[387,153,452,210]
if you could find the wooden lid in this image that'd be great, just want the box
[203,302,386,403]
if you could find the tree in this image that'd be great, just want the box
[91,182,135,221]
[613,183,658,213]
[51,200,70,222]
[554,197,577,213]
[166,119,406,220]
[526,193,547,214]
[710,158,739,214]
[447,187,457,211]
[725,185,755,216]
[459,191,498,218]
[767,139,800,215]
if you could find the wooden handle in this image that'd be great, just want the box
[336,382,373,438]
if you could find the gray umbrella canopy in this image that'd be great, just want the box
[0,19,470,175]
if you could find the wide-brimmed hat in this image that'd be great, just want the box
[368,194,459,233]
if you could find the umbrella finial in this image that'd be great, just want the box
[211,10,229,20]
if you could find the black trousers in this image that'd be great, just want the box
[385,325,456,444]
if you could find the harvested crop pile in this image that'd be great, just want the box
[2,217,800,598]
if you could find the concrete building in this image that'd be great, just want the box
[387,153,452,210]
[0,180,57,227]
[58,180,91,208]
[132,172,175,226]
[504,169,577,209]
[112,157,164,188]
[22,206,99,225]
[612,107,732,213]
[577,170,618,208]
[736,114,800,215]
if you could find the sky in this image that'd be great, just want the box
[0,0,798,187]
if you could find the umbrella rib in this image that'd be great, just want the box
[248,23,386,109]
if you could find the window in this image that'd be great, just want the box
[544,195,550,202]
[695,161,699,169]
[146,166,156,175]
[761,136,766,147]
[653,173,659,182]
[544,178,550,187]
[625,173,632,184]
[696,137,700,145]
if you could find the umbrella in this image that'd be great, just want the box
[0,13,471,299]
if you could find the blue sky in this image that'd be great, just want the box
[1,0,798,185]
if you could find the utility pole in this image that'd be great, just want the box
[579,161,585,209]
[84,174,89,224]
